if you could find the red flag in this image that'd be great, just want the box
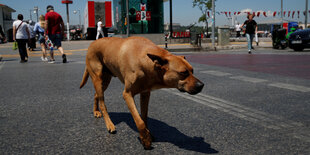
[253,12,256,16]
[292,11,295,18]
[263,12,267,17]
[234,12,236,15]
[237,12,241,15]
[298,11,300,18]
[224,12,228,17]
[229,12,231,17]
[273,11,277,17]
[284,11,286,17]
[288,11,291,17]
[257,12,261,17]
[207,11,210,18]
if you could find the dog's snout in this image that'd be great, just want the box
[195,81,204,92]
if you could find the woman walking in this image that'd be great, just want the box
[241,13,257,54]
[13,14,30,63]
[34,15,48,61]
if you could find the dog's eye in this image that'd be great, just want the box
[180,70,190,77]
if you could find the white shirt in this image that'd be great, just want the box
[235,24,241,31]
[97,21,102,31]
[13,20,29,39]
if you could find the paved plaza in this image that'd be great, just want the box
[0,41,309,154]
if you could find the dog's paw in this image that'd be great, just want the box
[107,123,116,134]
[139,129,153,150]
[93,111,102,118]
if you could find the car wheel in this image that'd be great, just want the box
[294,47,304,51]
[281,45,287,49]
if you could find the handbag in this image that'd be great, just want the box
[12,21,23,50]
[12,41,18,50]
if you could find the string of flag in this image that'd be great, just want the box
[206,10,310,18]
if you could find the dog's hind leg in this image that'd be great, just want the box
[88,60,115,133]
[93,93,101,118]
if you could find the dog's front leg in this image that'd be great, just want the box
[123,90,152,150]
[140,91,150,127]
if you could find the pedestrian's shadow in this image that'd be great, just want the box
[110,112,218,154]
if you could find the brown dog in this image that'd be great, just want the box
[80,36,204,149]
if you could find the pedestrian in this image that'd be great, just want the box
[235,22,241,38]
[27,20,36,51]
[0,24,5,61]
[45,5,67,63]
[13,14,30,63]
[96,17,104,40]
[240,13,257,54]
[0,24,6,43]
[34,15,48,61]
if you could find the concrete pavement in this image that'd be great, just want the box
[0,40,309,154]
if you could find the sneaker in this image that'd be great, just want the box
[44,57,48,61]
[48,59,55,64]
[41,56,47,61]
[62,54,67,63]
[20,60,27,63]
[248,50,252,54]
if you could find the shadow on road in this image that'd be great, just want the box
[110,112,218,154]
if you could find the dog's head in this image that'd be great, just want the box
[147,53,204,95]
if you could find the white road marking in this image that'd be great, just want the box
[164,89,310,142]
[268,83,310,93]
[200,70,232,77]
[0,61,5,71]
[230,76,268,83]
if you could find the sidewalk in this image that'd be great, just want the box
[159,41,273,52]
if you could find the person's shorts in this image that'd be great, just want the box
[48,34,62,47]
[38,33,45,44]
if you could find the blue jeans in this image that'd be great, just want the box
[246,33,254,51]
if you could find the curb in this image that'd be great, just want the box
[166,45,273,52]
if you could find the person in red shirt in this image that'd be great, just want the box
[44,5,67,63]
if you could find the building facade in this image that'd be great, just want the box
[0,4,15,41]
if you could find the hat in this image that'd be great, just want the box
[47,5,54,12]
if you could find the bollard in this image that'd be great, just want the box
[165,35,168,49]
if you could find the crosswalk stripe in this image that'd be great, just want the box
[164,89,310,142]
[230,76,268,83]
[200,70,232,76]
[268,83,310,93]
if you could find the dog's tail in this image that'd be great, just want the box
[80,67,89,89]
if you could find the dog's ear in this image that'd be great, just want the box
[147,53,168,67]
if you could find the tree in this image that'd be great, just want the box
[192,0,215,37]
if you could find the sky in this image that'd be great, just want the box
[1,0,309,27]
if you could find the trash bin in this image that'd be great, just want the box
[218,26,230,46]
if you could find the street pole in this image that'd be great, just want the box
[170,0,173,37]
[66,3,70,41]
[30,10,32,21]
[205,10,208,37]
[211,0,215,48]
[126,0,129,37]
[281,0,283,28]
[305,0,308,28]
[36,6,39,22]
[78,10,81,29]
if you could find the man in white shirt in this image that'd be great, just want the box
[96,18,104,40]
[235,22,241,38]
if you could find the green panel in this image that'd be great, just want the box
[113,0,163,34]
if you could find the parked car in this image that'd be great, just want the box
[288,28,310,51]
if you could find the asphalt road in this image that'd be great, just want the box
[0,41,309,154]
